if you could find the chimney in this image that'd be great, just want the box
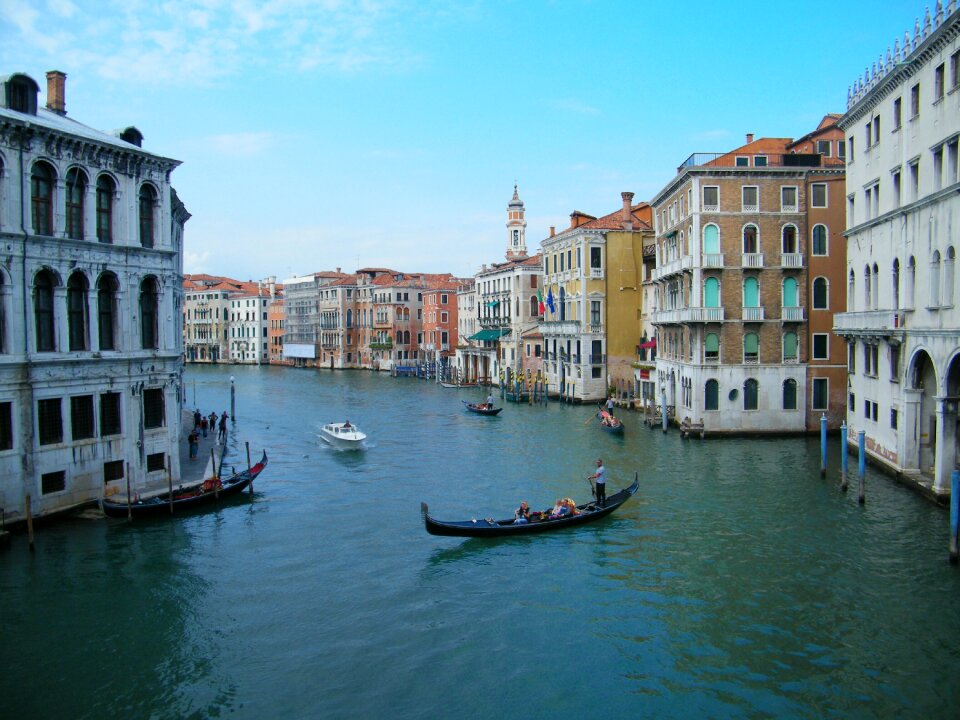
[621,191,635,230]
[46,70,67,115]
[745,133,754,144]
[336,267,341,274]
[549,226,555,237]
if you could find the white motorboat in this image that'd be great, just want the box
[319,422,367,449]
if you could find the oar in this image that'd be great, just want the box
[586,476,596,499]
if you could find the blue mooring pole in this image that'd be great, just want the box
[661,389,668,433]
[840,422,849,492]
[820,413,827,477]
[857,429,866,505]
[230,375,236,422]
[950,469,959,564]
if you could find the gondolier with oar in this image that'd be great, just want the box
[587,458,606,507]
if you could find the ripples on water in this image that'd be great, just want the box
[2,365,959,719]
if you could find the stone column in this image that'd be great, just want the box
[901,388,923,471]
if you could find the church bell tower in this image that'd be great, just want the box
[505,184,527,260]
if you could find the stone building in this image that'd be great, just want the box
[0,70,188,518]
[834,3,960,495]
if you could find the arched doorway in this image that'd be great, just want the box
[909,350,938,474]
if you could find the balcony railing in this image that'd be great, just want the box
[742,306,765,322]
[590,268,603,278]
[541,320,581,336]
[781,306,805,322]
[589,354,605,364]
[833,310,906,334]
[656,255,693,279]
[741,253,764,268]
[781,253,803,268]
[703,253,724,268]
[652,307,725,324]
[678,152,828,174]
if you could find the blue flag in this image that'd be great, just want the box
[546,287,555,313]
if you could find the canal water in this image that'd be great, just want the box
[2,365,959,719]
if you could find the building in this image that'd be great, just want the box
[281,270,346,368]
[183,274,245,363]
[422,275,461,378]
[229,279,276,365]
[539,193,653,403]
[833,4,960,495]
[268,296,286,365]
[0,70,188,518]
[650,121,846,434]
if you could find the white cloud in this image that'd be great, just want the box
[208,131,274,157]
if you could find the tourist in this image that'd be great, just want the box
[188,429,199,460]
[588,458,606,507]
[200,414,208,437]
[606,395,615,414]
[218,412,229,442]
[193,409,202,429]
[514,501,530,525]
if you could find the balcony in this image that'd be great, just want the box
[541,320,581,336]
[833,310,906,336]
[741,253,764,269]
[742,306,764,322]
[703,253,724,268]
[652,307,725,324]
[590,268,603,278]
[588,354,605,364]
[677,152,827,174]
[780,253,803,269]
[656,254,693,280]
[781,306,805,322]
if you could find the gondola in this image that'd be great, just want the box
[421,475,639,537]
[462,400,502,416]
[440,381,478,389]
[597,410,625,434]
[101,451,268,518]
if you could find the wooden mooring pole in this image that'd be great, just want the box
[246,442,253,494]
[819,413,827,477]
[857,430,866,505]
[839,422,849,492]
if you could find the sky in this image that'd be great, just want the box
[0,0,925,282]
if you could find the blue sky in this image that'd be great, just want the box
[1,0,921,281]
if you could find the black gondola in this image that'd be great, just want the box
[421,475,639,537]
[101,451,268,518]
[462,400,502,416]
[596,411,625,434]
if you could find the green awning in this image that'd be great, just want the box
[468,328,512,341]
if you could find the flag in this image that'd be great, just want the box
[537,289,545,314]
[546,287,555,314]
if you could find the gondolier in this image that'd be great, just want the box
[588,458,606,507]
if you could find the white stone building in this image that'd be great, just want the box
[0,70,188,518]
[229,280,275,365]
[834,4,960,495]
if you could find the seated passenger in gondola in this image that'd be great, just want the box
[564,498,581,516]
[513,501,531,524]
[549,499,572,519]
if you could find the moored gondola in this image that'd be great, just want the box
[462,400,502,416]
[101,451,268,518]
[421,474,638,537]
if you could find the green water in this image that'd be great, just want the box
[2,365,958,719]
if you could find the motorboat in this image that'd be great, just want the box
[319,422,367,449]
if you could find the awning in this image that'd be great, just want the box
[638,338,657,349]
[468,328,512,341]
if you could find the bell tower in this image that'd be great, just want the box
[505,184,527,260]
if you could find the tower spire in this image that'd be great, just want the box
[505,184,527,260]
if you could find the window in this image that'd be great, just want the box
[812,225,828,256]
[41,471,66,495]
[590,301,601,326]
[781,186,798,211]
[742,186,759,212]
[872,116,880,146]
[143,388,165,429]
[703,224,719,254]
[783,332,798,362]
[104,460,124,483]
[704,277,720,308]
[892,168,901,207]
[31,162,54,235]
[139,184,157,248]
[38,397,62,445]
[812,277,828,309]
[34,270,56,352]
[742,225,758,254]
[735,156,749,167]
[590,247,602,269]
[812,378,828,410]
[97,273,119,351]
[703,186,719,210]
[952,49,960,89]
[782,379,797,410]
[891,408,899,430]
[743,379,759,410]
[65,168,86,240]
[71,395,95,440]
[67,272,89,351]
[893,97,902,129]
[910,83,920,118]
[811,183,827,208]
[848,135,855,162]
[705,379,719,410]
[753,156,768,167]
[705,333,719,362]
[865,120,872,148]
[140,277,159,349]
[743,277,759,308]
[812,333,828,360]
[782,277,798,308]
[99,392,121,436]
[815,140,831,157]
[0,401,11,451]
[837,139,846,159]
[935,63,945,101]
[96,175,114,243]
[743,333,759,363]
[782,225,798,254]
[849,393,856,413]
[146,453,166,472]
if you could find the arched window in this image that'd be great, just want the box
[782,277,798,307]
[743,224,759,254]
[139,184,157,248]
[781,224,798,254]
[782,379,797,410]
[704,277,720,307]
[705,379,719,410]
[404,330,410,344]
[930,251,941,307]
[945,247,956,307]
[139,277,159,349]
[705,332,719,362]
[783,332,798,362]
[872,263,879,310]
[67,272,89,351]
[864,265,872,309]
[812,224,828,256]
[31,162,55,236]
[530,295,539,317]
[65,168,87,240]
[743,277,759,307]
[892,258,900,308]
[97,273,119,351]
[812,277,828,309]
[0,271,6,354]
[34,269,56,352]
[346,309,353,328]
[396,331,402,344]
[848,269,856,312]
[703,224,719,254]
[96,175,114,243]
[907,256,916,308]
[743,332,759,363]
[744,378,759,410]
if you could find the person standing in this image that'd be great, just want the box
[606,394,615,414]
[218,412,228,442]
[193,409,202,430]
[588,458,606,507]
[486,393,494,409]
[200,414,208,438]
[188,429,199,460]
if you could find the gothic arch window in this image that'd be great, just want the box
[743,277,760,307]
[781,224,798,254]
[744,378,759,410]
[34,269,57,352]
[907,256,916,308]
[97,273,119,351]
[529,295,538,317]
[705,379,719,410]
[872,263,879,310]
[782,277,798,308]
[346,309,353,328]
[703,224,719,254]
[812,224,828,256]
[67,272,89,351]
[812,277,828,310]
[704,332,719,362]
[742,224,759,254]
[139,184,157,248]
[848,269,856,312]
[864,265,872,309]
[96,175,115,243]
[743,332,759,363]
[892,258,900,308]
[31,161,55,236]
[704,277,720,307]
[783,331,798,362]
[65,167,87,240]
[945,247,956,307]
[139,276,159,349]
[930,250,941,307]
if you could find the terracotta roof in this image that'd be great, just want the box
[568,204,654,232]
